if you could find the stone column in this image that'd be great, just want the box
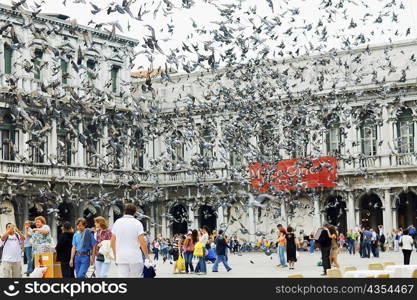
[347,192,355,230]
[217,206,224,228]
[248,207,255,242]
[51,217,57,245]
[50,119,57,162]
[77,122,84,166]
[345,116,359,170]
[312,197,321,231]
[383,189,393,234]
[161,209,167,238]
[23,197,29,223]
[150,205,155,240]
[188,203,194,229]
[392,208,398,230]
[280,200,287,226]
[108,206,114,228]
[166,217,171,238]
[355,209,360,229]
[380,105,392,167]
[22,131,29,161]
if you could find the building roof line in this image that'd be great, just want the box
[0,3,139,46]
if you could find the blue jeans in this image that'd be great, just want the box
[212,255,231,272]
[363,241,371,258]
[359,241,365,257]
[278,245,286,266]
[95,258,111,278]
[75,254,90,278]
[371,243,379,258]
[25,246,33,273]
[195,256,206,273]
[309,241,315,254]
[184,251,194,273]
[348,240,355,254]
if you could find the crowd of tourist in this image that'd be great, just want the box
[0,203,416,278]
[315,223,416,275]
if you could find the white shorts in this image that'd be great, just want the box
[117,263,144,278]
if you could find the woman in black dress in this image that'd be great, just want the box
[285,226,299,270]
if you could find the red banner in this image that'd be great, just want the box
[249,156,337,192]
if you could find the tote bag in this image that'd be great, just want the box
[193,241,203,257]
[176,255,185,271]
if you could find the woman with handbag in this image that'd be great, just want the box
[183,230,197,273]
[92,217,112,278]
[195,226,209,275]
[399,228,414,265]
[172,234,184,274]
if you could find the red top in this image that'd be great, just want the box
[95,229,112,256]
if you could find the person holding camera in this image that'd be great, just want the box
[0,223,25,278]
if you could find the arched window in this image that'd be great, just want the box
[360,112,377,156]
[230,151,243,167]
[33,49,43,80]
[133,129,144,170]
[289,117,308,158]
[30,117,48,163]
[326,115,341,155]
[84,123,101,167]
[396,108,414,154]
[4,43,12,74]
[200,128,214,166]
[258,122,273,156]
[171,131,185,161]
[57,120,75,165]
[0,114,18,161]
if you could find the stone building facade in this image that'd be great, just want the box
[0,4,141,241]
[132,39,417,241]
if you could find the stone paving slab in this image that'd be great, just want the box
[20,250,417,278]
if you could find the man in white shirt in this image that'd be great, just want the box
[1,223,25,278]
[111,203,150,277]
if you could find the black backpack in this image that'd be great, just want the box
[0,234,20,262]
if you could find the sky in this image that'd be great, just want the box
[0,0,417,71]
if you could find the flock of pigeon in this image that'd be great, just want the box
[0,0,415,239]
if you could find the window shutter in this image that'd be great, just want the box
[4,45,12,74]
[360,126,365,155]
[61,60,68,84]
[34,50,43,80]
[111,66,119,93]
[87,60,96,79]
[326,131,331,154]
[66,142,72,165]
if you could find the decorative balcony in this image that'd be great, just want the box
[1,154,417,187]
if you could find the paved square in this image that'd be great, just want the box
[97,249,417,278]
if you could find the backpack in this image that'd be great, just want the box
[0,233,20,262]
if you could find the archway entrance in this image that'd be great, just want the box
[57,201,75,239]
[28,202,44,220]
[199,205,217,233]
[83,204,99,228]
[324,196,347,234]
[137,206,148,232]
[397,192,417,229]
[108,202,124,228]
[360,194,383,230]
[170,204,188,235]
